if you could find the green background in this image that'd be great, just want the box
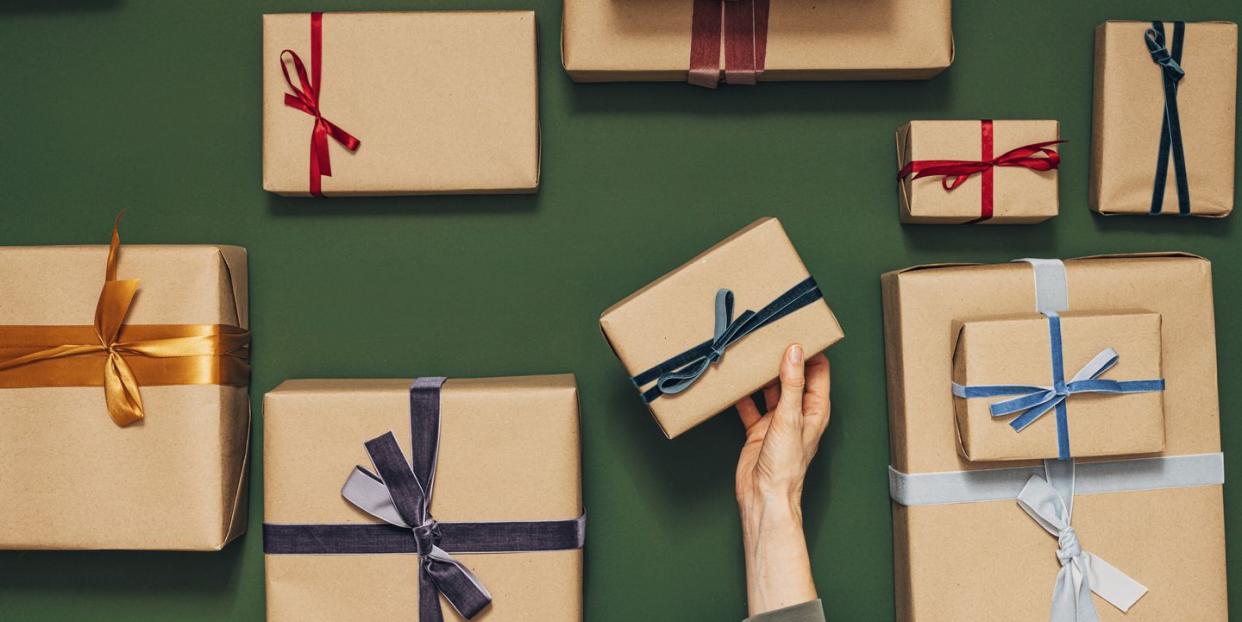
[1,0,1239,619]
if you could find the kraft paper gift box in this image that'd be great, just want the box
[952,311,1165,462]
[896,120,1062,224]
[562,0,953,86]
[263,11,539,196]
[264,375,584,622]
[0,226,250,550]
[882,255,1226,621]
[600,218,843,439]
[1090,20,1238,217]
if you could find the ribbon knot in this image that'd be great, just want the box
[279,13,361,197]
[1145,28,1185,81]
[413,518,442,557]
[1057,526,1082,564]
[1018,464,1147,621]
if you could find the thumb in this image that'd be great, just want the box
[773,344,806,432]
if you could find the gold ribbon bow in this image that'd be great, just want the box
[0,214,250,426]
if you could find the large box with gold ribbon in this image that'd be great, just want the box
[599,218,843,439]
[0,219,250,550]
[1090,20,1237,217]
[882,255,1227,620]
[896,120,1062,224]
[263,375,584,622]
[262,11,540,196]
[561,0,954,87]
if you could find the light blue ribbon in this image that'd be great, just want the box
[952,312,1165,460]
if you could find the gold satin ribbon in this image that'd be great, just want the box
[0,214,250,426]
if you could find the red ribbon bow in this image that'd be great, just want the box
[688,0,770,88]
[279,12,360,197]
[897,120,1063,220]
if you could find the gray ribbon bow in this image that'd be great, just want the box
[1017,462,1147,621]
[344,432,493,621]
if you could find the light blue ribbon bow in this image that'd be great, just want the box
[952,312,1165,460]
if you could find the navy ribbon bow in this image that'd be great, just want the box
[264,377,587,622]
[1145,21,1191,215]
[630,277,823,403]
[952,313,1165,460]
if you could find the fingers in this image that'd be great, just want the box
[735,395,762,430]
[762,381,780,412]
[802,354,832,449]
[772,344,806,432]
[802,353,830,422]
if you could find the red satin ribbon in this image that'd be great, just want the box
[688,0,770,88]
[897,120,1063,220]
[279,11,361,197]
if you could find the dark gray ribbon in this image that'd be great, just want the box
[264,377,587,622]
[631,277,823,403]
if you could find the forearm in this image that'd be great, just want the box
[741,495,817,617]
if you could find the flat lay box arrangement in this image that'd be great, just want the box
[263,375,584,621]
[6,3,1242,622]
[0,232,250,550]
[262,11,540,196]
[883,255,1226,620]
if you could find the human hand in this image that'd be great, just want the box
[734,344,831,616]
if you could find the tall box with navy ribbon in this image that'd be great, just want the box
[1091,20,1237,217]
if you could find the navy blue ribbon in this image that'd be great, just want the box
[630,277,823,403]
[952,313,1165,461]
[264,377,586,622]
[1146,21,1191,215]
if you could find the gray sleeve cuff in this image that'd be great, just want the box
[743,599,825,622]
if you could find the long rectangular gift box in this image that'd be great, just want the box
[263,11,540,196]
[562,0,954,87]
[896,120,1062,224]
[1090,20,1237,217]
[600,218,843,438]
[264,375,584,622]
[882,255,1226,620]
[0,220,250,550]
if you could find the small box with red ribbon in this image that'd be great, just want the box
[896,120,1062,224]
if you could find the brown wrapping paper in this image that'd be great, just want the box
[600,218,843,439]
[0,245,250,550]
[1090,20,1238,217]
[896,120,1061,224]
[952,311,1165,462]
[264,375,582,622]
[263,11,540,196]
[562,0,953,82]
[882,255,1226,620]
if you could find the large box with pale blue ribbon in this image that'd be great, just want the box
[882,254,1225,621]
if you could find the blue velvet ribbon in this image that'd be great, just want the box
[952,313,1165,461]
[1145,21,1191,215]
[630,277,822,403]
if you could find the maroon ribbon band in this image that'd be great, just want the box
[897,120,1063,221]
[279,12,361,197]
[689,0,770,88]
